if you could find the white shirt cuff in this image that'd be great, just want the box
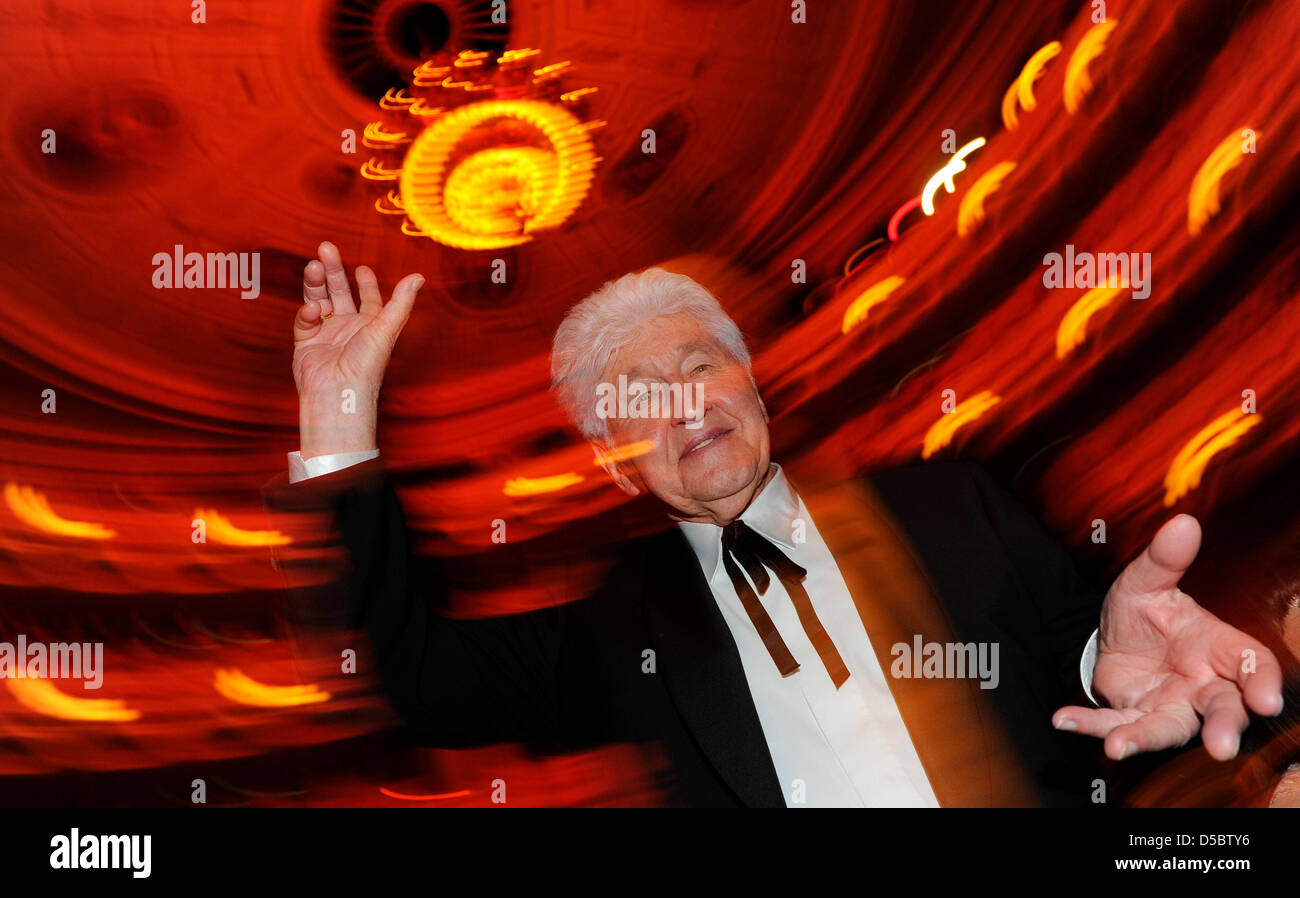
[287,449,380,483]
[1080,627,1100,706]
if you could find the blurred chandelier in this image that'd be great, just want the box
[360,48,604,250]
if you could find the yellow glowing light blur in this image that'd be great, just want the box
[1055,284,1128,359]
[1019,42,1062,111]
[561,87,600,103]
[360,158,402,181]
[214,668,330,708]
[380,88,415,110]
[533,60,572,78]
[503,473,585,496]
[957,160,1017,237]
[454,50,490,67]
[500,48,540,64]
[4,483,116,539]
[1064,21,1118,114]
[1188,129,1256,236]
[362,122,410,148]
[922,138,986,215]
[412,61,451,87]
[1002,41,1062,129]
[398,99,600,250]
[1001,80,1022,131]
[7,678,140,722]
[375,190,406,215]
[408,99,445,119]
[442,146,560,238]
[193,508,292,547]
[842,276,906,334]
[1163,410,1261,506]
[922,391,1001,459]
[593,440,656,467]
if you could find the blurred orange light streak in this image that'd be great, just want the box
[842,275,906,334]
[957,160,1017,236]
[534,61,572,77]
[4,482,116,539]
[362,122,409,147]
[412,61,451,87]
[213,669,330,707]
[1055,284,1128,359]
[1001,80,1022,131]
[1163,410,1262,506]
[1064,20,1119,114]
[1018,41,1062,112]
[509,443,654,497]
[360,159,401,181]
[194,508,292,546]
[503,473,585,496]
[922,391,1001,459]
[7,678,140,722]
[454,50,490,67]
[375,190,406,215]
[593,440,656,466]
[1003,41,1062,128]
[1188,128,1257,236]
[380,88,415,109]
[408,99,445,118]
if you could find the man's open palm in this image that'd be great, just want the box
[1053,513,1283,762]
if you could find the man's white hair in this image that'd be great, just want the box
[550,267,752,443]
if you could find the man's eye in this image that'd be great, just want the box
[691,364,711,376]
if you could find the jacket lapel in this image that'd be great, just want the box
[640,527,786,807]
[796,474,1039,807]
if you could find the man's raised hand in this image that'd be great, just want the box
[293,241,423,458]
[1053,513,1284,762]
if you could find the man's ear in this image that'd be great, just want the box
[593,441,640,496]
[753,379,770,423]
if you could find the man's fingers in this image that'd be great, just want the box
[1111,514,1201,599]
[294,299,323,342]
[1206,628,1285,717]
[1052,704,1197,760]
[1102,705,1199,760]
[1196,680,1249,760]
[375,274,424,344]
[1052,705,1136,739]
[303,258,331,317]
[317,241,358,315]
[356,265,383,317]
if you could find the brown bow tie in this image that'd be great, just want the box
[720,519,850,689]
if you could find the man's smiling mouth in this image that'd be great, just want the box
[681,427,730,458]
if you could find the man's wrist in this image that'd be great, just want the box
[299,401,378,460]
[300,441,378,461]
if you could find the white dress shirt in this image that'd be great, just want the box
[288,449,1101,805]
[287,449,379,484]
[676,463,940,807]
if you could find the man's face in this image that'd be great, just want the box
[596,312,771,525]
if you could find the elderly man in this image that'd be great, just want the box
[271,241,1284,807]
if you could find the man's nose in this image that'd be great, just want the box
[670,381,708,429]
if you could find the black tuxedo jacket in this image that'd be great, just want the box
[262,459,1105,807]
